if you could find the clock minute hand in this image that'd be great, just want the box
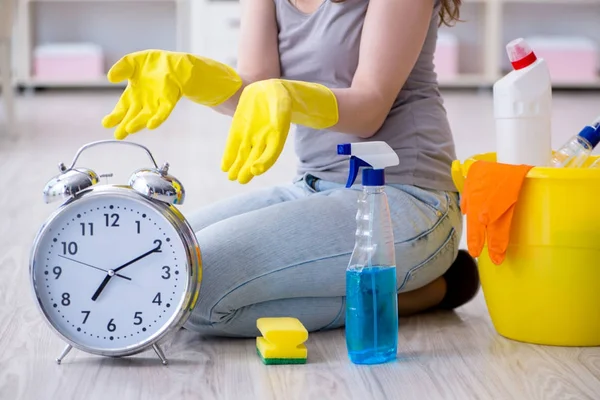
[112,244,161,274]
[91,243,161,301]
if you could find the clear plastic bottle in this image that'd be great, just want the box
[337,142,400,365]
[589,159,600,169]
[551,120,600,168]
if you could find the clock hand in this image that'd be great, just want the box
[91,274,112,302]
[91,243,162,301]
[58,255,132,281]
[112,244,162,274]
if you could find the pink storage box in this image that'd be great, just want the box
[435,33,459,81]
[526,36,599,83]
[34,43,104,81]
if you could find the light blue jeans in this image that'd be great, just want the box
[184,174,462,337]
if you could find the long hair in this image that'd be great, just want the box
[438,0,462,27]
[330,0,462,27]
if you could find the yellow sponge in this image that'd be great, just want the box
[256,317,308,365]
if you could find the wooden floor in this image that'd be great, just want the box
[1,90,600,400]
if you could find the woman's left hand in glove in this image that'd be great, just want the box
[221,79,339,184]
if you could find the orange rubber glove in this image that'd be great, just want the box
[460,160,533,265]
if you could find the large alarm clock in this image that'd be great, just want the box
[30,140,202,365]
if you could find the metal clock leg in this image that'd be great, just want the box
[153,344,168,365]
[56,344,73,365]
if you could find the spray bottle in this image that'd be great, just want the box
[337,141,400,365]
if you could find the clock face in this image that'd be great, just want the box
[31,189,193,354]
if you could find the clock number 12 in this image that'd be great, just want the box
[104,213,120,227]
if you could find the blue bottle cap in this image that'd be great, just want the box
[363,169,385,186]
[337,143,352,155]
[579,125,600,148]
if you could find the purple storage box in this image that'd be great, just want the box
[435,33,459,81]
[34,43,105,81]
[526,36,599,84]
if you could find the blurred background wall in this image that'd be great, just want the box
[2,0,599,93]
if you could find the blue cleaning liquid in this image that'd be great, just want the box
[345,266,398,365]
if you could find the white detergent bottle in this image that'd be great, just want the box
[493,38,553,166]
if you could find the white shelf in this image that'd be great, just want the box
[14,0,192,89]
[190,0,599,90]
[502,0,600,3]
[549,79,600,89]
[16,77,126,88]
[26,0,177,3]
[438,74,494,88]
[436,0,600,88]
[13,0,600,90]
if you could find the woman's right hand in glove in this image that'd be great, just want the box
[102,50,242,140]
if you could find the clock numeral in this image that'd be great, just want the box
[161,266,171,280]
[61,241,78,255]
[154,239,163,252]
[135,221,141,234]
[133,312,143,325]
[80,222,94,236]
[107,319,116,332]
[61,293,71,306]
[152,292,162,306]
[104,213,120,227]
[81,311,90,324]
[53,266,62,279]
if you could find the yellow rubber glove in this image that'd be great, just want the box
[222,79,339,184]
[102,50,242,140]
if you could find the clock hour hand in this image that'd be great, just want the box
[91,243,162,301]
[91,274,112,301]
[58,255,131,281]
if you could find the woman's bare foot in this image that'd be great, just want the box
[397,276,447,316]
[397,250,480,316]
[438,250,480,310]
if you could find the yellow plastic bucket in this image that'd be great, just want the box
[452,152,600,347]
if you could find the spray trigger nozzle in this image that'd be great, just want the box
[337,142,400,188]
[346,157,372,188]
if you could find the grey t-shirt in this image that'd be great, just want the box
[274,0,457,192]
